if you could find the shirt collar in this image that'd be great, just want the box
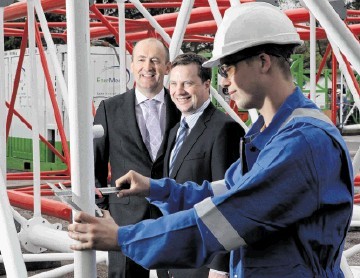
[135,88,165,105]
[181,98,210,129]
[246,87,313,150]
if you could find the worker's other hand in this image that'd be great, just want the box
[68,210,120,251]
[115,170,150,198]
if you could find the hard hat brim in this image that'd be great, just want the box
[203,39,303,68]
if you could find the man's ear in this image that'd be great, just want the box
[164,61,171,75]
[204,79,211,90]
[259,53,271,73]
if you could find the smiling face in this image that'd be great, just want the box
[169,64,210,116]
[131,39,171,97]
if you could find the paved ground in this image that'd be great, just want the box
[3,134,360,277]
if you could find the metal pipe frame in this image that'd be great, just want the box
[65,0,96,276]
[0,1,359,277]
[0,5,28,277]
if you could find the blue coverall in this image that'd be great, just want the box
[118,87,354,277]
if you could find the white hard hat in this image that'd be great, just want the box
[203,2,303,68]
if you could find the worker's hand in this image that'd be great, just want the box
[115,170,151,198]
[68,210,120,251]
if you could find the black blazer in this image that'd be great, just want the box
[164,102,243,183]
[93,88,180,277]
[164,103,244,277]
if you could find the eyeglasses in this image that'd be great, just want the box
[218,56,250,79]
[218,52,283,79]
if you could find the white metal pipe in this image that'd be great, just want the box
[340,74,344,125]
[129,0,172,45]
[11,206,27,227]
[0,251,107,263]
[27,0,41,218]
[0,253,73,263]
[342,124,360,131]
[248,109,258,125]
[343,104,355,127]
[344,243,360,258]
[0,172,27,277]
[28,225,73,253]
[29,251,107,278]
[163,0,194,86]
[0,10,27,277]
[207,0,222,27]
[210,86,248,131]
[168,0,194,62]
[350,220,360,227]
[301,0,360,75]
[30,263,75,278]
[230,0,241,7]
[329,40,360,112]
[116,0,127,93]
[65,0,96,277]
[328,37,360,175]
[309,11,316,102]
[352,146,360,177]
[341,255,354,278]
[34,0,69,111]
[0,8,5,182]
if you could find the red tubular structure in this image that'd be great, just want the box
[35,24,71,172]
[8,190,71,221]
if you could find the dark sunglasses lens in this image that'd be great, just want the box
[218,66,227,78]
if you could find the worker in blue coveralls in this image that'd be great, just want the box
[68,3,354,277]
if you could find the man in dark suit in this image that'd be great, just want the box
[163,53,245,278]
[93,38,180,278]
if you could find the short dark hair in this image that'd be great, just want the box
[132,38,170,63]
[221,44,298,79]
[171,53,211,83]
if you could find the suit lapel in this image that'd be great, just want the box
[122,89,150,155]
[170,103,216,178]
[154,89,180,162]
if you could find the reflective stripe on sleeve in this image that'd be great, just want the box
[280,108,333,129]
[194,197,246,251]
[210,179,228,196]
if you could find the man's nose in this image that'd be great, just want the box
[175,83,185,92]
[143,59,153,69]
[220,76,230,88]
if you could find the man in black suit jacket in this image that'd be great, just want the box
[163,53,245,278]
[93,38,180,278]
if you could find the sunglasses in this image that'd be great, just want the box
[218,52,282,79]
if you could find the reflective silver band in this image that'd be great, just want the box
[210,179,228,196]
[194,197,246,251]
[281,108,334,129]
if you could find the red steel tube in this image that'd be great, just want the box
[8,190,71,221]
[6,20,28,139]
[35,24,71,169]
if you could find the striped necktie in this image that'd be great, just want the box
[144,99,162,161]
[169,118,189,175]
